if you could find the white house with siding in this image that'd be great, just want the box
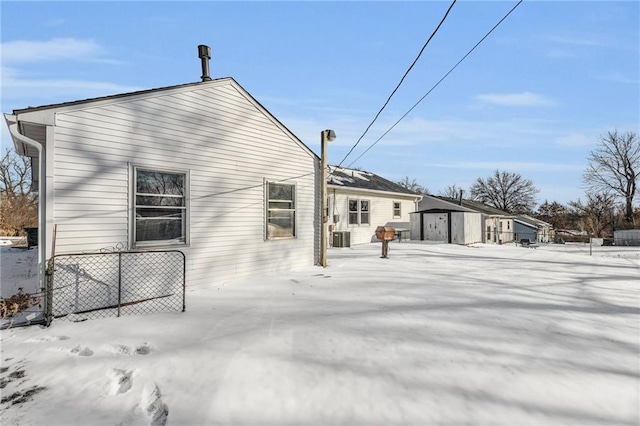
[5,77,320,289]
[514,215,553,243]
[327,167,422,246]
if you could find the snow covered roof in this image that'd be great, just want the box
[517,214,553,228]
[327,166,420,196]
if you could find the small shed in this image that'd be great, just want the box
[412,195,483,245]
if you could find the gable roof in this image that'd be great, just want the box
[515,214,553,229]
[327,166,421,197]
[437,197,515,217]
[8,77,319,161]
[12,81,208,115]
[416,194,479,213]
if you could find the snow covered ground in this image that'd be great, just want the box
[0,245,39,299]
[1,241,639,425]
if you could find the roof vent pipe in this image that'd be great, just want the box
[458,189,463,205]
[198,45,212,82]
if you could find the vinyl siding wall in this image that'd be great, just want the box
[484,217,514,244]
[49,80,318,287]
[329,188,417,245]
[514,222,538,243]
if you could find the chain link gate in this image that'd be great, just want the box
[45,250,185,324]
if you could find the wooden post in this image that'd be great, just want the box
[381,240,389,258]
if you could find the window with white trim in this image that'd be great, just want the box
[393,201,401,218]
[266,182,296,239]
[134,168,188,246]
[348,199,370,225]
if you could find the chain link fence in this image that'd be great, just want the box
[46,250,185,323]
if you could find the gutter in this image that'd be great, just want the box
[327,184,422,200]
[4,114,47,325]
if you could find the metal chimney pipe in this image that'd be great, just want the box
[198,45,212,82]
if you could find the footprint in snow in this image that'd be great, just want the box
[140,382,169,426]
[24,335,70,343]
[70,345,93,356]
[135,344,152,355]
[46,345,93,356]
[106,368,134,396]
[101,343,153,356]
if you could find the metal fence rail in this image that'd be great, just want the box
[46,250,185,323]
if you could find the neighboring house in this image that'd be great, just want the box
[327,166,422,246]
[453,199,516,244]
[411,195,483,245]
[514,215,553,243]
[5,76,320,289]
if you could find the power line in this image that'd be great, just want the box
[346,0,524,169]
[335,0,457,169]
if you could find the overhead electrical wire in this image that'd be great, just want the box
[345,0,524,169]
[334,0,457,170]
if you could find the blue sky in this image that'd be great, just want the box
[2,1,638,206]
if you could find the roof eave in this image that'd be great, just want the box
[328,184,422,199]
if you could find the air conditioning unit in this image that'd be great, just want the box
[332,231,351,248]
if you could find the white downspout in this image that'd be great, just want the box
[413,195,423,241]
[4,114,47,323]
[414,195,423,212]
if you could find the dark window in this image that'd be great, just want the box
[134,169,187,245]
[348,199,370,225]
[267,182,296,239]
[393,201,401,218]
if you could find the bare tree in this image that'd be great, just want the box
[536,200,572,230]
[439,184,466,200]
[568,192,616,237]
[396,176,429,195]
[0,149,37,236]
[583,130,639,226]
[470,170,539,214]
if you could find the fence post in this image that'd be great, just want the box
[117,252,122,317]
[73,264,80,312]
[181,251,186,312]
[45,257,54,326]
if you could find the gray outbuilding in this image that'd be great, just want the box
[411,195,483,244]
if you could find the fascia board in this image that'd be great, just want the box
[328,184,421,200]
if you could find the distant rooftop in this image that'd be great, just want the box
[437,196,514,216]
[328,166,420,196]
